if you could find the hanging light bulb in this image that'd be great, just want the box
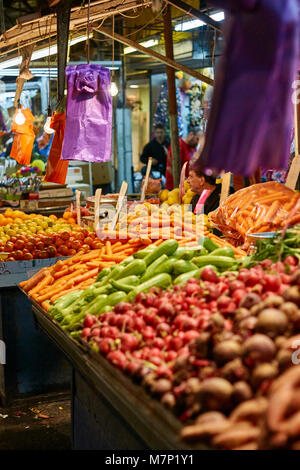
[44,106,55,134]
[110,81,118,97]
[14,107,25,125]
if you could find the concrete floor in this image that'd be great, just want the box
[0,395,71,450]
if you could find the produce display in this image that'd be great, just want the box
[101,201,246,258]
[16,180,300,450]
[211,182,300,246]
[81,256,300,450]
[0,209,97,260]
[20,238,154,307]
[23,237,249,324]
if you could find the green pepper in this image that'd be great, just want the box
[173,259,199,276]
[210,247,235,258]
[127,273,172,302]
[140,254,168,282]
[192,255,236,270]
[143,240,178,266]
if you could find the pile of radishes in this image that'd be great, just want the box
[81,258,300,449]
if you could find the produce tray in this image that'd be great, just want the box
[24,292,208,450]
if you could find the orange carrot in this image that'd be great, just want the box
[106,241,112,256]
[21,268,48,292]
[112,241,123,252]
[28,273,54,296]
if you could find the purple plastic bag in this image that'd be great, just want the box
[198,0,300,176]
[61,64,112,163]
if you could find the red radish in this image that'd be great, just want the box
[170,337,183,351]
[91,327,101,337]
[285,255,297,266]
[99,338,113,354]
[183,330,199,344]
[82,327,91,338]
[165,350,178,362]
[143,326,155,340]
[264,274,281,292]
[107,350,127,369]
[84,315,96,328]
[120,333,139,352]
[201,267,218,283]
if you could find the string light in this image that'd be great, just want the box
[44,106,55,134]
[110,15,118,97]
[44,20,55,135]
[110,81,118,96]
[14,107,25,125]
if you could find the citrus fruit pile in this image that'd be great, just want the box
[0,209,100,261]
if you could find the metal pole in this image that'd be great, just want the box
[0,0,5,35]
[56,0,72,104]
[163,5,181,188]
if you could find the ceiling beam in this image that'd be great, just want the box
[166,0,222,32]
[96,25,214,85]
[0,0,151,56]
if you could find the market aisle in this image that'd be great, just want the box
[0,396,71,450]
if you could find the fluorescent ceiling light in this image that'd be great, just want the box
[129,84,139,88]
[175,11,224,32]
[0,35,88,70]
[124,39,159,55]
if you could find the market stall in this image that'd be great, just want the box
[12,177,299,449]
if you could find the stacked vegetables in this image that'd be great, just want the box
[81,256,300,450]
[211,182,300,246]
[25,237,248,332]
[20,238,152,308]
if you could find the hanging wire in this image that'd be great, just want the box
[48,17,52,110]
[112,14,115,69]
[87,0,91,63]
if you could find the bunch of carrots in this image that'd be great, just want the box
[19,238,153,310]
[100,203,207,242]
[211,182,300,244]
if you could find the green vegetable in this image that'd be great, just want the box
[50,290,84,321]
[174,245,209,259]
[140,254,168,282]
[119,256,134,266]
[173,259,198,276]
[98,291,127,313]
[116,259,146,279]
[202,236,219,253]
[192,255,236,270]
[96,267,111,282]
[133,245,156,259]
[210,247,235,258]
[111,275,139,292]
[111,280,136,293]
[62,294,108,328]
[143,240,178,266]
[153,257,176,275]
[173,265,218,285]
[127,273,172,302]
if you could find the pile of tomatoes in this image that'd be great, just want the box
[1,229,102,261]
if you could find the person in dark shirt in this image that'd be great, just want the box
[140,124,169,175]
[188,167,222,215]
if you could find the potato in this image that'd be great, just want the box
[255,308,288,338]
[213,340,243,365]
[243,334,276,362]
